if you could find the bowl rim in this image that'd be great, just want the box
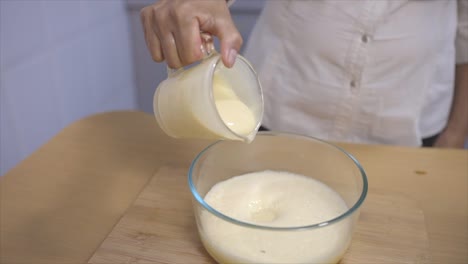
[188,131,368,231]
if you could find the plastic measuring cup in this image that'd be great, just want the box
[153,34,263,142]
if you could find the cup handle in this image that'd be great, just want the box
[166,32,216,77]
[200,32,215,58]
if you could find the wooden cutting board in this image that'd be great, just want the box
[88,166,430,264]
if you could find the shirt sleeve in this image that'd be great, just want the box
[456,0,468,64]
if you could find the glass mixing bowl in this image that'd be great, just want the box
[189,132,368,264]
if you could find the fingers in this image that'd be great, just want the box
[141,4,201,68]
[141,7,164,62]
[160,32,183,69]
[173,19,203,66]
[161,20,202,69]
[140,0,243,68]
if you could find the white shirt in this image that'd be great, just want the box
[240,0,468,146]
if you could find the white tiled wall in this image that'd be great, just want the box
[0,0,137,175]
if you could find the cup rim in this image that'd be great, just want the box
[188,132,368,231]
[207,54,264,142]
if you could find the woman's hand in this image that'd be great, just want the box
[140,0,243,69]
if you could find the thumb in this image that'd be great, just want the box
[201,15,243,68]
[217,21,243,68]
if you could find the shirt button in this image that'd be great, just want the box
[361,34,370,43]
[350,80,358,94]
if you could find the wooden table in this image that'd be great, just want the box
[1,111,467,264]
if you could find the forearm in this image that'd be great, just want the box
[446,63,468,137]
